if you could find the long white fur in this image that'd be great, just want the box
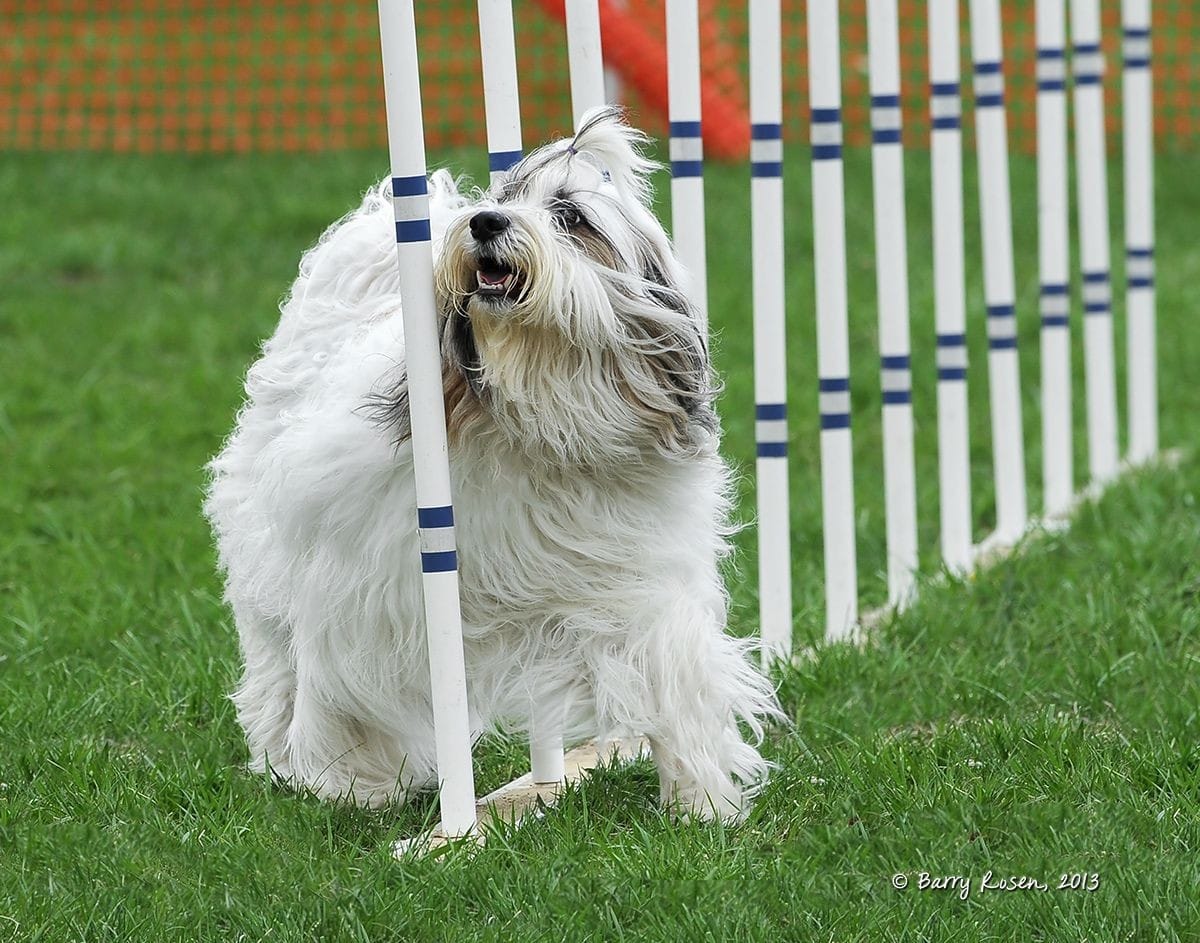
[205,109,781,821]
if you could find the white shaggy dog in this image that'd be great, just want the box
[205,108,780,821]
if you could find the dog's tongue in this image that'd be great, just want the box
[479,270,508,286]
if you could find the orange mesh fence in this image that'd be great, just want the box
[1,0,1196,156]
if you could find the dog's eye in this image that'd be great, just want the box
[553,203,584,230]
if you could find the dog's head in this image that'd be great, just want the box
[433,107,716,466]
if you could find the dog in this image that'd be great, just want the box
[205,107,781,821]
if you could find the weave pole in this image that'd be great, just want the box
[476,0,565,786]
[969,0,1027,544]
[1123,0,1157,462]
[477,0,523,183]
[1036,0,1074,517]
[605,0,626,103]
[807,0,858,641]
[748,0,792,661]
[1070,0,1120,484]
[376,0,477,839]
[564,0,606,127]
[666,0,709,326]
[928,0,973,574]
[867,0,917,606]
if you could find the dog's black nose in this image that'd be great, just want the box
[470,210,511,242]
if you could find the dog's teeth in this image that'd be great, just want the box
[475,269,517,293]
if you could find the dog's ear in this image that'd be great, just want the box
[606,236,718,452]
[569,106,659,209]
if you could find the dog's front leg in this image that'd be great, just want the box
[588,592,780,822]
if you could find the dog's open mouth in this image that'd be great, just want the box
[473,256,525,302]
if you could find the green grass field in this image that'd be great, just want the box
[2,142,1198,941]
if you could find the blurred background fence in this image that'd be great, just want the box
[2,0,1196,157]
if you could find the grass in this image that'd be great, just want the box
[1,139,1198,941]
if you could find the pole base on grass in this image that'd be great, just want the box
[393,737,649,858]
[790,447,1186,666]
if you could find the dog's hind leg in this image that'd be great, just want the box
[275,685,412,807]
[231,619,299,782]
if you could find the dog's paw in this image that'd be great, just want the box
[659,778,748,824]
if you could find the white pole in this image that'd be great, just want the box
[477,0,523,183]
[749,0,792,662]
[928,0,973,574]
[1036,0,1074,517]
[969,0,1028,544]
[1071,0,1120,484]
[666,0,709,327]
[565,0,606,127]
[605,0,625,104]
[806,0,858,642]
[1123,0,1156,462]
[867,0,917,607]
[376,0,477,838]
[476,0,564,787]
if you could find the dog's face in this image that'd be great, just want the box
[433,108,715,465]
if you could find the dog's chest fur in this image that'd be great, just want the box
[449,433,686,627]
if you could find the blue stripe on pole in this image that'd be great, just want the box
[751,123,782,139]
[391,175,427,196]
[880,354,910,369]
[1128,277,1154,288]
[987,304,1016,318]
[820,413,851,430]
[989,337,1017,350]
[670,120,702,137]
[1127,247,1154,257]
[1123,29,1151,68]
[1074,44,1102,86]
[975,61,1002,74]
[811,144,842,160]
[1042,315,1069,328]
[757,442,788,457]
[1084,303,1110,314]
[417,505,454,528]
[395,219,432,243]
[818,377,850,392]
[882,390,911,405]
[1038,80,1065,91]
[870,93,901,107]
[976,93,1005,107]
[488,149,522,172]
[421,550,458,573]
[756,403,787,420]
[751,162,783,177]
[872,129,901,144]
[1037,48,1065,59]
[812,107,841,123]
[1041,283,1069,295]
[672,160,704,177]
[938,368,967,381]
[931,82,961,129]
[937,332,966,347]
[1083,271,1109,283]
